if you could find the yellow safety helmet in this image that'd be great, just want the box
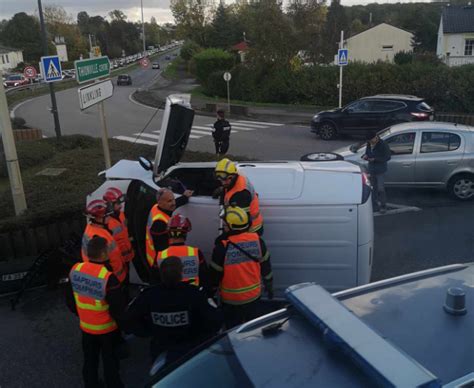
[215,158,238,179]
[224,206,249,231]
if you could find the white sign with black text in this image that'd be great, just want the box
[78,79,114,110]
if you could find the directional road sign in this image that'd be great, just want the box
[23,66,37,79]
[41,55,62,82]
[140,57,150,68]
[78,79,114,110]
[338,49,348,66]
[74,56,111,84]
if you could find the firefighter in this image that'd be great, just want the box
[209,206,273,329]
[103,187,134,278]
[145,188,193,268]
[127,256,222,366]
[155,214,209,289]
[214,158,264,235]
[82,199,126,284]
[68,236,127,388]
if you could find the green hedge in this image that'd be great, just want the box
[203,62,474,113]
[192,48,234,87]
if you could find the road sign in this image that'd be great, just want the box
[223,72,232,82]
[23,66,37,79]
[74,56,111,84]
[78,79,114,110]
[338,49,348,66]
[41,55,62,82]
[92,46,102,58]
[140,57,150,68]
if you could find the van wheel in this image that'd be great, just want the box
[448,173,474,200]
[300,152,344,162]
[318,122,337,140]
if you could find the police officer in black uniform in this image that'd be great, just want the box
[127,256,222,365]
[212,109,231,157]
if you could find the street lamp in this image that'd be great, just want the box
[141,0,146,56]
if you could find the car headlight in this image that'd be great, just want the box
[312,115,320,122]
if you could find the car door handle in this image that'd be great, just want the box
[402,162,412,167]
[446,161,457,165]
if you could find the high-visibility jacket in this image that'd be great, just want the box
[107,211,134,264]
[146,205,171,267]
[220,232,262,305]
[224,175,263,233]
[69,262,118,335]
[156,245,200,286]
[82,223,126,283]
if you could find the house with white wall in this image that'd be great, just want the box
[436,5,474,67]
[0,45,24,72]
[343,23,414,64]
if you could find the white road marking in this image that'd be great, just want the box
[192,125,214,131]
[114,136,157,146]
[236,120,283,126]
[229,122,267,129]
[191,129,212,136]
[136,133,160,140]
[231,125,259,131]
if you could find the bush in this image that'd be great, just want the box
[180,41,202,61]
[192,48,234,87]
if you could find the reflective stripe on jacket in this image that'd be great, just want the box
[145,205,171,267]
[157,245,200,286]
[81,224,126,283]
[70,262,118,335]
[220,232,262,305]
[107,211,134,264]
[224,174,263,233]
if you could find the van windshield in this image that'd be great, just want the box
[152,335,252,387]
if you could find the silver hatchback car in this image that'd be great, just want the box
[334,122,474,200]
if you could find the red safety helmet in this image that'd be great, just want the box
[103,187,125,204]
[167,214,192,237]
[86,199,109,218]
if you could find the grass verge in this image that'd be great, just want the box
[162,57,184,80]
[0,135,231,232]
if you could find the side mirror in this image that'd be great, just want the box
[138,156,153,171]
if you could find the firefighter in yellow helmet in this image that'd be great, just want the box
[209,206,273,328]
[214,158,264,235]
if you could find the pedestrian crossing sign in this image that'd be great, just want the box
[338,49,348,66]
[41,55,62,82]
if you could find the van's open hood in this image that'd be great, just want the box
[153,94,195,177]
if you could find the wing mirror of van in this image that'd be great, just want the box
[138,156,153,171]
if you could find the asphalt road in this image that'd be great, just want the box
[4,51,474,387]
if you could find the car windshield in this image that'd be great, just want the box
[8,75,22,80]
[350,127,392,152]
[152,335,252,387]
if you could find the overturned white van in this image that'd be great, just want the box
[90,95,374,296]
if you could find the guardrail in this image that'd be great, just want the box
[435,113,474,126]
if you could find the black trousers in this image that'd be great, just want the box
[222,299,261,329]
[214,138,230,155]
[81,330,124,388]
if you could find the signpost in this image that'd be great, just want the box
[23,66,37,79]
[223,72,232,115]
[74,56,111,84]
[75,56,113,168]
[140,57,150,69]
[337,31,348,108]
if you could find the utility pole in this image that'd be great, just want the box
[38,0,61,138]
[338,30,344,108]
[0,70,27,215]
[141,0,146,56]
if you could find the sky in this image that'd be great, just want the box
[0,0,432,25]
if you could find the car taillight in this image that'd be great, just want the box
[361,172,372,204]
[411,112,429,120]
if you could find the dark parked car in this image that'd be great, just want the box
[152,62,160,69]
[117,74,132,86]
[311,95,434,140]
[165,55,171,60]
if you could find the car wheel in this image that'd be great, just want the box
[318,122,337,140]
[448,174,474,201]
[300,152,344,162]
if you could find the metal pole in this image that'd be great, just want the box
[338,30,344,108]
[38,0,62,138]
[226,80,231,116]
[89,34,93,58]
[98,101,112,169]
[0,70,27,215]
[141,0,146,56]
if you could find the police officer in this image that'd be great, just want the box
[127,256,222,365]
[145,188,193,268]
[155,214,209,289]
[209,206,273,329]
[212,109,231,157]
[82,199,127,284]
[214,158,264,235]
[68,236,127,388]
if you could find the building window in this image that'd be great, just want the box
[465,39,474,56]
[382,45,394,51]
[5,54,9,63]
[1,55,4,64]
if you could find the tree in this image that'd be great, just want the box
[208,4,243,49]
[77,11,90,35]
[109,10,127,22]
[322,0,348,62]
[0,12,43,62]
[171,0,210,46]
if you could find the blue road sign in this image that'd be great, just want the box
[338,49,348,66]
[41,55,62,82]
